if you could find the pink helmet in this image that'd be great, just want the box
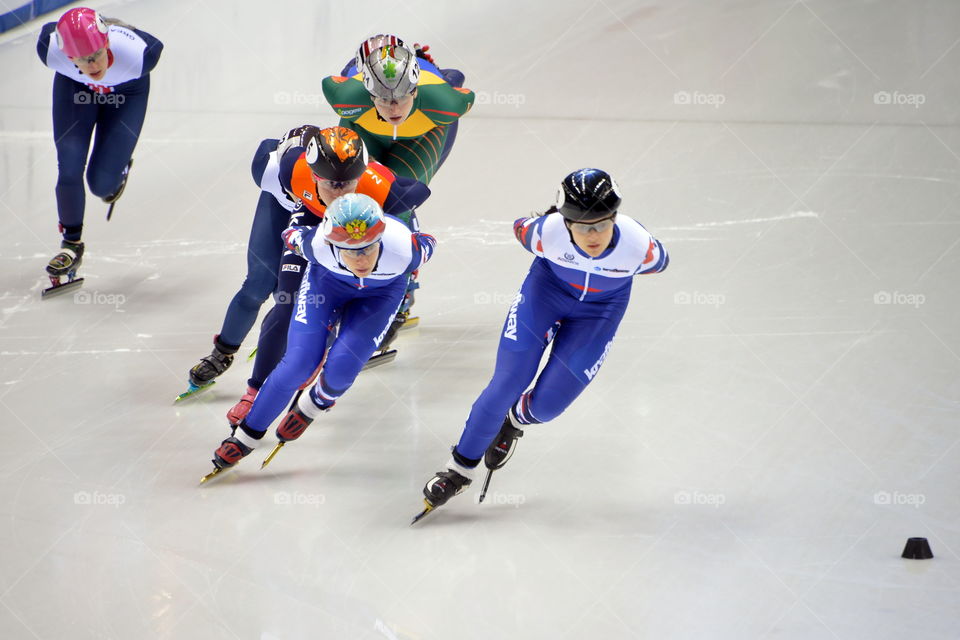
[56,8,109,59]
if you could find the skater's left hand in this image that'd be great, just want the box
[282,227,304,256]
[414,43,435,65]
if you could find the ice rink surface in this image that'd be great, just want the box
[1,0,959,638]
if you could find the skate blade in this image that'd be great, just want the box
[362,349,397,371]
[174,380,216,403]
[106,200,117,221]
[410,499,437,525]
[478,469,494,503]
[200,466,226,484]
[41,277,85,300]
[247,347,257,362]
[399,316,419,331]
[260,442,285,469]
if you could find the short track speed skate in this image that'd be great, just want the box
[42,240,85,299]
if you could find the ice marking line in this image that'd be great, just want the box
[663,211,820,231]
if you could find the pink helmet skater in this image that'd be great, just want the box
[56,8,109,59]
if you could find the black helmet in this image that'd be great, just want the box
[556,168,621,222]
[304,126,368,183]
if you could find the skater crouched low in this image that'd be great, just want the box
[201,193,436,482]
[414,168,669,522]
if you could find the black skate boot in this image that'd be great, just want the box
[185,334,238,388]
[42,240,85,299]
[412,457,476,524]
[479,414,524,503]
[104,158,132,220]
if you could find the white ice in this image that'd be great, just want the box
[0,1,958,638]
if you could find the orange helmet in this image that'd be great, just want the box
[304,126,368,185]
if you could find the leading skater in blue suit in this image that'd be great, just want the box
[415,168,669,520]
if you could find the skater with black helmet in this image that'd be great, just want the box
[414,169,670,523]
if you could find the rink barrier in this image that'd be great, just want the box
[0,0,73,34]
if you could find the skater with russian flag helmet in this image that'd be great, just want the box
[200,194,437,482]
[413,169,670,523]
[36,7,162,297]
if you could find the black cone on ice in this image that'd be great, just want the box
[901,537,933,560]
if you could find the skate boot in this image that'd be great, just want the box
[260,397,331,469]
[411,458,475,524]
[226,386,258,426]
[479,413,524,503]
[104,158,133,221]
[42,240,85,299]
[200,424,260,483]
[276,407,313,442]
[177,335,240,402]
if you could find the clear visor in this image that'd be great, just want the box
[314,176,359,192]
[339,242,379,257]
[566,214,617,234]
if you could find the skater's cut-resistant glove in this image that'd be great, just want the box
[281,227,304,256]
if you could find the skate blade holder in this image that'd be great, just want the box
[41,277,85,300]
[174,380,216,403]
[362,349,397,371]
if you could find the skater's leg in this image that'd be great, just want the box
[304,279,406,410]
[454,270,570,462]
[243,278,338,432]
[217,191,291,348]
[248,252,308,390]
[85,80,148,199]
[515,296,629,424]
[51,75,98,241]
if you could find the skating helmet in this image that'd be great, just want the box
[304,126,368,185]
[355,34,420,101]
[322,193,386,249]
[56,8,109,59]
[556,168,622,222]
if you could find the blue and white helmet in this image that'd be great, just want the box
[355,34,420,101]
[322,193,386,249]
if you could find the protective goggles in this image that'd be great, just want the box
[339,243,379,257]
[314,176,360,191]
[565,214,617,234]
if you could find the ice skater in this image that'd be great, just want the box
[201,193,436,482]
[413,169,670,522]
[37,7,162,297]
[323,34,473,190]
[322,34,473,354]
[181,126,429,403]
